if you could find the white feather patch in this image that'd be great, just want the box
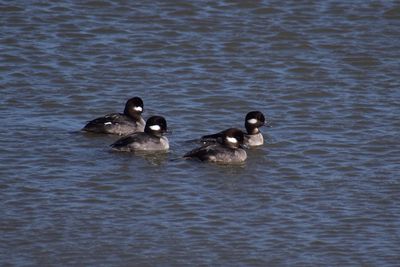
[104,122,112,125]
[149,125,161,131]
[247,118,257,124]
[226,137,238,143]
[133,106,143,112]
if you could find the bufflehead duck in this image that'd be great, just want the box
[82,97,145,135]
[200,111,268,147]
[110,116,169,152]
[184,128,247,164]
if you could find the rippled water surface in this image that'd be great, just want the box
[1,0,400,266]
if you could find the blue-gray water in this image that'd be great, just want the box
[1,1,400,266]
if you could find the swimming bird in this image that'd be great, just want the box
[184,128,247,164]
[200,111,269,147]
[110,116,169,152]
[82,97,145,135]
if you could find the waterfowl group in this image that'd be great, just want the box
[83,97,270,164]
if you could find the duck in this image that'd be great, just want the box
[82,97,145,135]
[200,111,269,147]
[110,116,169,152]
[184,128,247,164]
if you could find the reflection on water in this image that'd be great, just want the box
[111,149,170,166]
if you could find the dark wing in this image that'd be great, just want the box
[83,113,123,132]
[184,143,217,161]
[200,129,228,143]
[110,133,141,149]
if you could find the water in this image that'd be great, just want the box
[1,0,400,265]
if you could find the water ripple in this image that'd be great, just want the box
[1,0,400,266]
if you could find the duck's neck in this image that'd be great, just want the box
[124,108,142,122]
[245,123,259,135]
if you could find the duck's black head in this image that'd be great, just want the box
[222,128,245,149]
[244,111,266,134]
[144,116,168,137]
[124,97,144,120]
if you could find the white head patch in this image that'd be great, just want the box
[226,136,238,144]
[247,118,258,124]
[149,125,161,131]
[133,106,143,112]
[104,122,112,125]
